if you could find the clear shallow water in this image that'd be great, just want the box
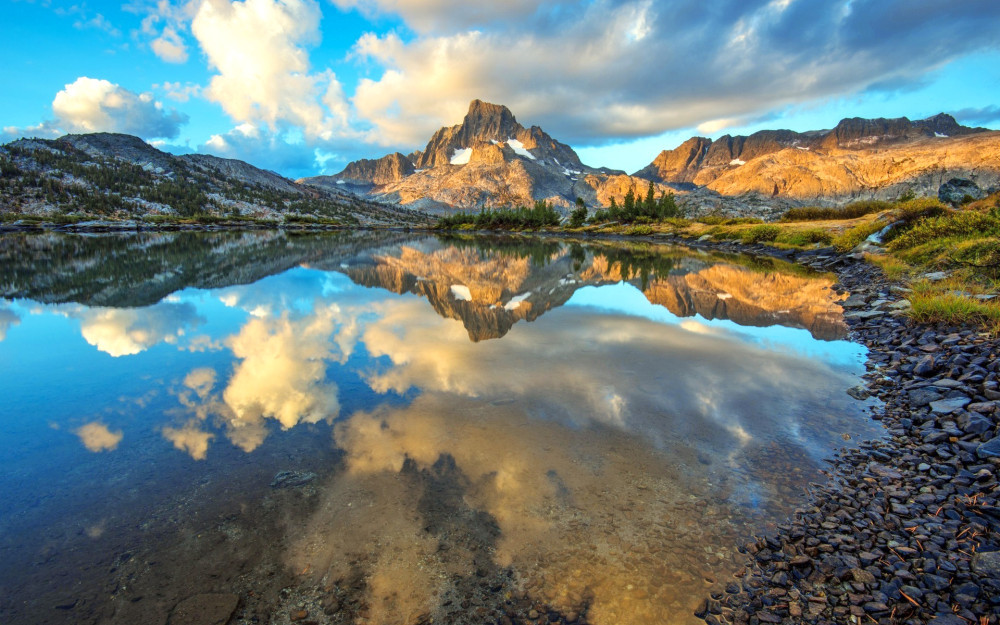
[0,231,881,625]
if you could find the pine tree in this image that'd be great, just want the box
[643,182,656,215]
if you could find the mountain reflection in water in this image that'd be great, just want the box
[0,232,879,625]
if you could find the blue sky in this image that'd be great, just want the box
[3,0,999,178]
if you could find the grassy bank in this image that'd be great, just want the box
[436,193,1000,332]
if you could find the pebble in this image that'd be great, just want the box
[693,242,1000,625]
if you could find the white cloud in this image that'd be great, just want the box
[135,0,198,63]
[75,302,203,357]
[191,0,350,140]
[155,81,202,102]
[345,0,1000,147]
[163,423,214,459]
[200,123,321,177]
[152,26,190,63]
[221,309,342,444]
[51,77,189,139]
[76,422,124,452]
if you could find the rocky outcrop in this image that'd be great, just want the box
[306,152,415,190]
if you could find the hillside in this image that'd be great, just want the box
[0,133,431,226]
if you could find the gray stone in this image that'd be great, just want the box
[845,310,885,320]
[847,385,870,400]
[168,593,239,625]
[913,355,938,377]
[922,271,950,281]
[929,396,970,414]
[959,413,993,436]
[927,615,966,625]
[938,177,986,206]
[967,401,997,414]
[841,294,868,308]
[971,551,1000,577]
[977,437,1000,459]
[908,387,943,407]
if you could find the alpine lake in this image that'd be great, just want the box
[0,230,883,625]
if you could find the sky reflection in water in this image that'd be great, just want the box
[0,233,879,625]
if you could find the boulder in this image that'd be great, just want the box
[938,178,986,206]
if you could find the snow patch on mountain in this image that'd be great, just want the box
[451,285,473,301]
[450,148,472,165]
[507,138,536,160]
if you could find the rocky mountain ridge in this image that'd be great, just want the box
[635,114,1000,204]
[301,100,670,215]
[0,133,430,225]
[304,104,1000,218]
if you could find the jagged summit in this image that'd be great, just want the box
[412,99,585,170]
[300,99,658,213]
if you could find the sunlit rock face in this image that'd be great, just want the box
[302,100,674,212]
[636,115,1000,203]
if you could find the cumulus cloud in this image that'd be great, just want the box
[135,0,197,63]
[200,123,321,177]
[191,0,351,140]
[51,77,189,139]
[219,308,343,450]
[76,422,124,452]
[347,0,1000,146]
[75,301,204,357]
[163,423,214,459]
[152,26,190,63]
[155,81,202,102]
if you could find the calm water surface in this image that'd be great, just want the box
[0,231,881,625]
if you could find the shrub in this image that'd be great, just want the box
[887,209,1000,252]
[777,228,833,247]
[437,200,561,230]
[832,221,884,251]
[780,199,893,222]
[741,224,781,243]
[623,224,654,236]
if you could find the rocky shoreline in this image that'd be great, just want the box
[685,239,1000,625]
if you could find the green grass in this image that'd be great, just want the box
[832,221,883,251]
[623,224,654,236]
[909,280,1000,333]
[864,253,910,280]
[780,199,893,222]
[741,224,781,243]
[776,228,833,247]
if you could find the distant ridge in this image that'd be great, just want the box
[0,132,430,225]
[633,114,999,203]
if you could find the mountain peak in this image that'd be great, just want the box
[464,99,518,130]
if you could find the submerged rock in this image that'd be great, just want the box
[168,593,239,625]
[270,470,317,488]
